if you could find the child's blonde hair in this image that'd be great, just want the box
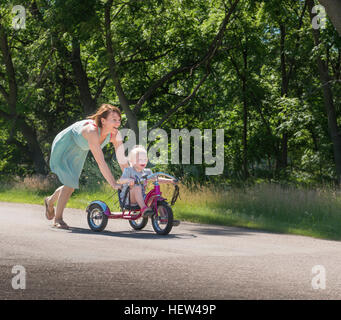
[128,145,148,165]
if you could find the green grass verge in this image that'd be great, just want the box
[0,188,120,210]
[173,203,341,240]
[0,184,340,241]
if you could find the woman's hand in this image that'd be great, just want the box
[117,178,135,187]
[112,183,122,190]
[110,130,129,172]
[111,129,123,145]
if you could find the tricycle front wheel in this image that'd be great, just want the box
[151,201,173,235]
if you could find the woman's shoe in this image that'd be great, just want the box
[44,197,55,220]
[53,219,70,230]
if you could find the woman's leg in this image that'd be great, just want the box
[54,185,74,223]
[46,186,63,209]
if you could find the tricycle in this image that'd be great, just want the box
[86,172,180,235]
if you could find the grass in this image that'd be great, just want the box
[173,183,341,240]
[1,175,341,241]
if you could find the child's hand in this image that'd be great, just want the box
[128,178,135,187]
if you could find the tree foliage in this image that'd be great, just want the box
[0,0,340,187]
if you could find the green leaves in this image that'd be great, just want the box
[0,0,340,186]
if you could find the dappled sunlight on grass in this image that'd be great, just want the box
[1,178,341,240]
[172,183,341,240]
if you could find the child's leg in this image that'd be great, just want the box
[129,185,147,208]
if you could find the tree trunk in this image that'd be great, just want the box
[242,80,248,179]
[0,23,48,175]
[276,5,307,174]
[19,118,48,175]
[308,0,341,184]
[242,47,248,180]
[318,0,341,37]
[104,0,139,138]
[71,40,97,116]
[52,34,98,117]
[277,24,289,173]
[280,133,288,169]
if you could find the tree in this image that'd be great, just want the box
[307,0,341,184]
[103,0,240,141]
[318,0,341,37]
[0,12,48,174]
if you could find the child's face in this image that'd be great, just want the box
[132,151,148,171]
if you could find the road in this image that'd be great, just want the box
[0,201,340,300]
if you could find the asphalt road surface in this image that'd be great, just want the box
[0,201,341,300]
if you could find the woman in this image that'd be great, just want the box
[45,104,128,229]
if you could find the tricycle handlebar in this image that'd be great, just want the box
[135,171,178,184]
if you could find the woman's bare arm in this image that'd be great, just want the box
[83,127,121,189]
[117,177,135,186]
[110,130,129,172]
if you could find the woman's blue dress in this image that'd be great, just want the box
[49,120,111,189]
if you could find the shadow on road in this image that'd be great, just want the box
[68,226,197,240]
[186,226,261,237]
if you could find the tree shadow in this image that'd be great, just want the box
[68,226,197,240]
[185,225,264,237]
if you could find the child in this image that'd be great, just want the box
[117,145,176,217]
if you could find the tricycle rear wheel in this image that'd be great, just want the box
[87,203,108,232]
[129,216,148,230]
